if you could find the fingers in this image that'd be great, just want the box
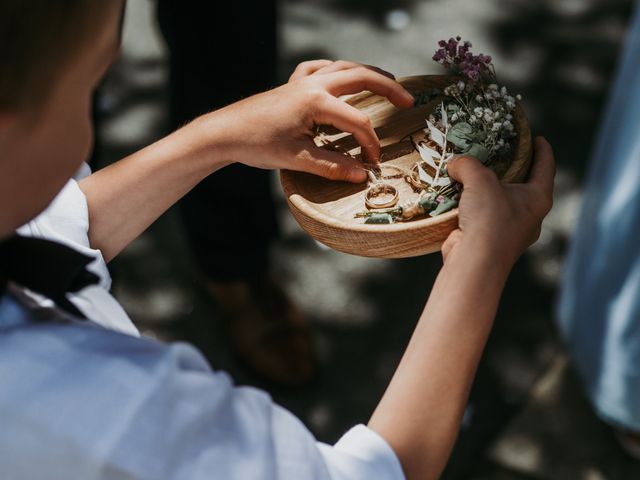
[447,155,497,188]
[289,60,333,82]
[313,95,381,162]
[294,142,368,183]
[311,60,396,80]
[289,60,396,83]
[320,68,414,109]
[527,136,556,198]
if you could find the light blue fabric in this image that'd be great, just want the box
[0,293,404,479]
[557,2,640,431]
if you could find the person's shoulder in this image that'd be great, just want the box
[0,295,235,478]
[0,296,213,394]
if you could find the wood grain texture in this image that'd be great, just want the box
[281,75,532,258]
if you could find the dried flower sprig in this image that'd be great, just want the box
[433,36,494,82]
[356,36,522,224]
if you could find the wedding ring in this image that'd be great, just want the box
[407,163,430,191]
[378,164,406,179]
[365,183,399,209]
[363,163,407,180]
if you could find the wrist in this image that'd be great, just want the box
[187,111,238,173]
[445,234,516,280]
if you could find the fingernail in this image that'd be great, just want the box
[402,90,415,104]
[348,167,368,183]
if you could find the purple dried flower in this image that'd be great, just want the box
[432,36,495,84]
[446,38,458,56]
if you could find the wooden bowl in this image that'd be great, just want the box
[280,75,532,258]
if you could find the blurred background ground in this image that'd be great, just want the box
[94,0,640,478]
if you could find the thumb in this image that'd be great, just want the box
[447,155,495,187]
[297,143,368,183]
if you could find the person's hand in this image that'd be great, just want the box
[205,60,414,183]
[288,59,396,83]
[442,136,555,268]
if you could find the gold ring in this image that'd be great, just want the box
[365,183,399,209]
[379,164,406,179]
[362,163,407,181]
[407,163,430,191]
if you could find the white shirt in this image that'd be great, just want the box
[7,167,405,479]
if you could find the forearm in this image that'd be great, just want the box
[79,115,230,262]
[368,240,512,480]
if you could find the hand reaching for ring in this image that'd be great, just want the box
[206,60,414,183]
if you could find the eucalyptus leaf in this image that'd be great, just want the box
[419,192,438,212]
[464,143,490,164]
[426,120,446,149]
[447,122,473,150]
[472,130,488,143]
[429,196,458,217]
[365,213,394,224]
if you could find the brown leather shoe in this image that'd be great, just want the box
[206,276,315,386]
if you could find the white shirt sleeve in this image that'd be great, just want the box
[318,425,405,479]
[90,339,406,480]
[16,166,139,336]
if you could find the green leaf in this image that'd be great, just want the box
[418,192,438,212]
[464,143,490,164]
[365,213,394,224]
[472,130,488,143]
[447,122,473,150]
[429,196,458,217]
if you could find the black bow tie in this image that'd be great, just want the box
[0,234,100,318]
